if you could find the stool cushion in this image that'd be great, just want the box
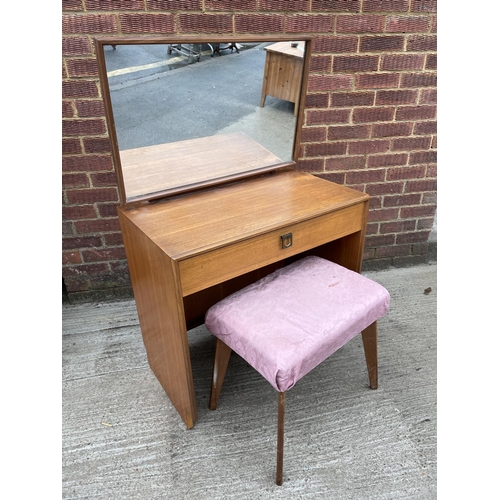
[205,256,390,392]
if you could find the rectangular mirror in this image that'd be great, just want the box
[95,36,311,205]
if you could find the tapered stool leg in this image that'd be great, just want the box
[276,391,285,485]
[209,338,232,410]
[361,322,378,390]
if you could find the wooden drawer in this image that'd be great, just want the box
[179,203,365,296]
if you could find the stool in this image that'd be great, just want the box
[205,256,390,485]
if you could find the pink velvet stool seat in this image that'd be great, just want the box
[205,255,390,485]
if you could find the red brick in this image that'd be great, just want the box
[405,179,437,192]
[63,154,113,172]
[349,139,390,155]
[312,36,358,53]
[395,105,436,120]
[62,80,99,99]
[328,125,370,140]
[66,58,100,77]
[309,55,332,72]
[346,169,386,184]
[63,118,106,136]
[401,72,437,88]
[367,152,408,167]
[407,34,437,51]
[91,172,118,186]
[104,232,124,246]
[396,231,429,244]
[63,139,82,155]
[63,101,74,118]
[410,150,437,164]
[66,188,118,204]
[392,136,431,150]
[98,203,120,218]
[63,173,90,188]
[330,92,375,107]
[147,0,203,10]
[75,100,105,117]
[319,172,346,184]
[376,89,417,105]
[306,109,350,125]
[365,233,396,246]
[381,53,425,70]
[206,0,257,10]
[121,13,175,33]
[326,156,367,170]
[372,122,412,137]
[336,15,385,33]
[386,165,425,179]
[333,55,379,72]
[62,37,92,56]
[353,107,394,123]
[305,93,329,108]
[74,218,121,234]
[363,0,409,11]
[356,73,399,89]
[413,120,436,135]
[260,0,310,11]
[360,35,405,52]
[311,0,361,11]
[301,126,327,142]
[62,235,102,252]
[286,14,335,32]
[411,0,437,13]
[419,89,437,104]
[383,193,421,207]
[63,251,82,265]
[385,15,430,32]
[296,158,325,172]
[63,0,84,10]
[417,217,434,230]
[400,205,436,218]
[62,206,98,222]
[380,220,416,233]
[82,248,127,263]
[366,183,404,196]
[235,14,284,32]
[305,142,348,157]
[83,138,112,153]
[88,0,147,9]
[62,14,118,34]
[308,74,353,91]
[426,53,437,70]
[63,263,109,279]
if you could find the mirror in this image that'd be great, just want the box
[95,36,310,204]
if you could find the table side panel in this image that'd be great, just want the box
[179,203,365,296]
[118,209,197,428]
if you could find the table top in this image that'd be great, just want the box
[119,169,369,260]
[264,41,305,58]
[119,132,284,203]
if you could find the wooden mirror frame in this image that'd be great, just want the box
[94,35,312,206]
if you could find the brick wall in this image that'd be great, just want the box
[62,0,437,302]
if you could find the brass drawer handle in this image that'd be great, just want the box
[281,232,293,249]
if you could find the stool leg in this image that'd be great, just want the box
[361,321,378,390]
[209,338,232,410]
[276,391,285,486]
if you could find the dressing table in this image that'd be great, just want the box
[95,36,370,429]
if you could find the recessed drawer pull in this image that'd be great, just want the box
[281,233,293,249]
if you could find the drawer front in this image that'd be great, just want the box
[179,203,365,296]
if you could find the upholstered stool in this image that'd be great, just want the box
[205,256,390,485]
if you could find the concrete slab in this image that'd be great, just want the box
[62,263,437,499]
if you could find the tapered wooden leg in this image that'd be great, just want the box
[361,321,378,390]
[209,338,232,410]
[276,391,285,486]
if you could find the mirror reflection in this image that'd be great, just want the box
[102,39,306,202]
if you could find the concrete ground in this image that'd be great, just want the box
[62,263,437,499]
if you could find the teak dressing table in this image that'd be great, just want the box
[95,36,370,429]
